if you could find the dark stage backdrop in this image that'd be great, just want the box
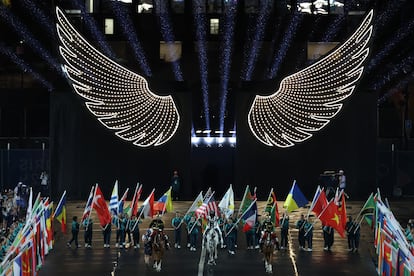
[235,84,378,200]
[51,84,377,201]
[50,85,191,200]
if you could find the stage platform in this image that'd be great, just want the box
[38,200,414,276]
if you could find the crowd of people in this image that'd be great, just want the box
[0,182,30,263]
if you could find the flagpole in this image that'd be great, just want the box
[188,191,215,234]
[353,192,374,224]
[52,190,66,217]
[81,186,94,225]
[161,187,172,217]
[263,188,273,214]
[225,198,257,237]
[237,185,249,218]
[178,191,203,229]
[304,198,334,237]
[126,183,140,230]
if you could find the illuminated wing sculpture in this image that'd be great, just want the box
[56,7,180,147]
[248,10,373,147]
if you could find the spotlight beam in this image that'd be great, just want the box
[71,0,116,60]
[0,43,53,91]
[267,12,303,79]
[0,5,62,74]
[219,4,237,133]
[155,1,183,81]
[110,1,152,77]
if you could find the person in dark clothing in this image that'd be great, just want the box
[67,216,80,248]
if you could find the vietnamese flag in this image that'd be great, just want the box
[318,200,345,238]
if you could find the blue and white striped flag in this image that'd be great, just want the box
[109,180,119,215]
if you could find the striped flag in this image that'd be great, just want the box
[109,180,119,215]
[81,186,94,223]
[195,191,219,218]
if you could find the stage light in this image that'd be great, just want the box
[0,5,62,74]
[155,1,183,81]
[56,7,180,147]
[228,137,236,144]
[0,43,53,91]
[204,137,214,144]
[219,2,237,132]
[110,1,152,77]
[193,0,211,133]
[241,1,271,81]
[267,12,303,79]
[71,0,116,60]
[250,11,373,147]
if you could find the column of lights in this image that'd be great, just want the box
[71,0,117,61]
[366,19,414,74]
[155,0,183,81]
[0,43,53,91]
[110,1,152,77]
[192,0,210,134]
[219,3,237,134]
[249,11,373,147]
[18,0,56,39]
[370,53,414,92]
[0,5,62,74]
[56,7,180,147]
[267,12,303,79]
[241,1,271,81]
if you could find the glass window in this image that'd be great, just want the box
[137,0,153,13]
[104,18,114,35]
[160,41,182,62]
[210,18,219,35]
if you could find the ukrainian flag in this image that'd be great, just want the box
[283,181,308,212]
[54,190,67,233]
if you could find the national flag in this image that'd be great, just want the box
[203,187,213,200]
[109,180,119,215]
[154,187,173,214]
[140,189,155,218]
[53,190,67,233]
[195,192,219,218]
[360,193,376,227]
[218,184,235,219]
[92,184,112,227]
[383,240,393,276]
[81,186,95,223]
[127,184,143,218]
[186,191,204,214]
[339,193,347,231]
[264,189,279,226]
[13,254,22,276]
[241,200,258,232]
[118,188,129,214]
[45,201,54,250]
[309,186,328,217]
[283,180,308,212]
[237,185,256,217]
[21,248,31,276]
[25,187,33,222]
[318,200,345,238]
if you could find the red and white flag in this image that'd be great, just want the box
[195,191,219,218]
[92,184,112,227]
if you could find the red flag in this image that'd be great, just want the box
[130,184,143,217]
[319,200,345,238]
[92,185,112,227]
[311,188,328,217]
[22,248,31,276]
[141,189,155,218]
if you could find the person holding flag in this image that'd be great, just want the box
[280,213,289,250]
[129,215,141,250]
[345,215,359,252]
[296,214,306,251]
[171,211,183,249]
[187,216,201,252]
[322,223,334,251]
[82,214,93,248]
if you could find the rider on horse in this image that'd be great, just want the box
[204,210,224,246]
[259,214,279,250]
[149,213,170,249]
